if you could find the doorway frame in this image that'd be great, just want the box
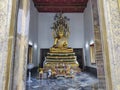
[5,0,114,90]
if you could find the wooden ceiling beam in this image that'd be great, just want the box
[37,9,84,13]
[33,0,88,3]
[36,6,86,9]
[37,7,84,12]
[34,3,87,7]
[32,0,88,12]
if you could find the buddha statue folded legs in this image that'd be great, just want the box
[50,47,73,53]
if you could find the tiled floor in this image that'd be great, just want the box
[26,72,98,90]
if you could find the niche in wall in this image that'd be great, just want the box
[27,45,33,64]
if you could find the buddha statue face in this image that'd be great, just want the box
[58,25,64,38]
[58,31,64,38]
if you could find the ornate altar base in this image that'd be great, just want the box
[43,48,80,78]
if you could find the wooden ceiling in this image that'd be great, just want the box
[33,0,88,13]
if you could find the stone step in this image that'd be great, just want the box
[47,52,75,56]
[46,56,76,59]
[45,59,77,62]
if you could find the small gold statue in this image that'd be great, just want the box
[39,68,43,79]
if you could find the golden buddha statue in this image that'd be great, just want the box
[53,25,68,48]
[43,13,79,77]
[50,13,73,53]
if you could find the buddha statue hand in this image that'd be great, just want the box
[53,44,57,48]
[63,42,68,48]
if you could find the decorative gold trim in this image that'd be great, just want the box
[118,0,120,9]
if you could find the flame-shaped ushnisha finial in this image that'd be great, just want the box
[52,13,70,39]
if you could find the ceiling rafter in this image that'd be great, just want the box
[33,0,88,13]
